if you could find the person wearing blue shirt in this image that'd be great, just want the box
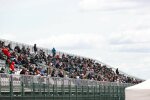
[52,48,56,57]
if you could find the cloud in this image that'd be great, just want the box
[107,29,150,53]
[118,45,150,53]
[29,33,106,50]
[79,0,142,11]
[135,25,150,30]
[0,33,16,40]
[0,0,150,79]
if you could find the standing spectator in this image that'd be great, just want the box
[116,68,119,75]
[33,44,37,54]
[52,47,56,57]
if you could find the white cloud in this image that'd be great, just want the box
[79,0,140,11]
[0,33,16,40]
[29,33,107,50]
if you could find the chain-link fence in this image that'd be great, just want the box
[0,74,132,100]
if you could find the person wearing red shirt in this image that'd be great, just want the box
[9,61,15,71]
[2,47,11,58]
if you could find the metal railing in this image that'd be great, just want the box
[0,73,132,100]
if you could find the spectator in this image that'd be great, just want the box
[51,69,56,77]
[2,47,11,58]
[52,48,56,57]
[20,68,27,75]
[0,67,5,73]
[14,45,21,53]
[33,44,37,54]
[7,43,12,50]
[116,68,119,75]
[9,61,15,72]
[0,41,4,48]
[26,47,31,56]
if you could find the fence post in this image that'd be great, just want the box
[88,85,89,100]
[0,74,1,96]
[82,85,83,100]
[55,78,58,96]
[43,83,46,100]
[47,77,51,96]
[39,77,42,96]
[76,85,77,100]
[53,84,54,100]
[104,85,106,100]
[10,75,13,100]
[32,82,35,100]
[21,81,24,100]
[99,85,101,100]
[69,79,71,100]
[93,86,95,100]
[61,79,64,100]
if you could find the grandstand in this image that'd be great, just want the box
[0,38,143,100]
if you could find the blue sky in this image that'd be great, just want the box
[0,0,150,79]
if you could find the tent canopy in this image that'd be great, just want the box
[125,79,150,100]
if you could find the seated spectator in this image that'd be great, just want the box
[14,45,21,53]
[9,61,15,73]
[2,46,11,58]
[20,68,27,75]
[26,47,31,56]
[0,67,5,73]
[51,69,57,77]
[21,46,27,55]
[58,70,64,78]
[0,41,4,48]
[7,43,12,51]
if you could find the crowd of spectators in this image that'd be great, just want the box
[0,40,142,84]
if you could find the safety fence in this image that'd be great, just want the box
[0,74,132,100]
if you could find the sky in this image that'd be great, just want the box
[0,0,150,80]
